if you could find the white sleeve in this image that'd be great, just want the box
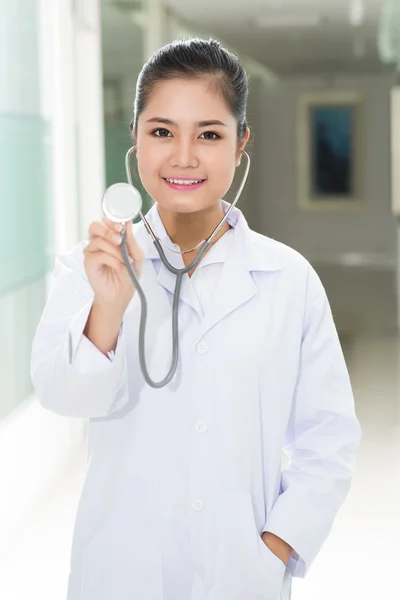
[30,242,129,419]
[263,265,362,578]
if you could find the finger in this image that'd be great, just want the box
[89,221,123,245]
[84,238,125,264]
[84,250,124,273]
[102,217,123,233]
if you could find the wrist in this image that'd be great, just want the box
[261,532,292,566]
[92,297,126,322]
[84,300,124,356]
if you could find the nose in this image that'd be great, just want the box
[169,139,199,169]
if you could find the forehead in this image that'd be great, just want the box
[139,76,234,124]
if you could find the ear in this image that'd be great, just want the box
[236,127,251,167]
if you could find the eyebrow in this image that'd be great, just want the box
[146,117,227,127]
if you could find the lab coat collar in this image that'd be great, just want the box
[134,200,282,273]
[133,201,282,330]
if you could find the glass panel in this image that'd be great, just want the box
[0,115,52,296]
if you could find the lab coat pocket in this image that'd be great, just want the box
[211,487,286,600]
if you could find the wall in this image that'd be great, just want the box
[258,74,396,263]
[239,77,265,231]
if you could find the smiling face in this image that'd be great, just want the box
[135,77,249,216]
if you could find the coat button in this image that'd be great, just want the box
[192,499,204,511]
[196,341,208,354]
[195,421,208,434]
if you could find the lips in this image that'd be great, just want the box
[163,177,206,185]
[162,177,206,191]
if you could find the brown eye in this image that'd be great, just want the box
[200,131,220,140]
[153,128,171,138]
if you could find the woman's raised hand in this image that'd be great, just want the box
[83,218,144,316]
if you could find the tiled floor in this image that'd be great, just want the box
[1,334,399,599]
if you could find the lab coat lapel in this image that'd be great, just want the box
[199,252,257,339]
[198,214,282,339]
[156,260,202,315]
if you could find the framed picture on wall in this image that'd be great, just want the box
[297,92,363,210]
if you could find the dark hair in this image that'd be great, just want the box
[130,38,249,140]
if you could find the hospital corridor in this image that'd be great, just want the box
[1,1,400,599]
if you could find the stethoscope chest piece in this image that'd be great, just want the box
[102,182,143,224]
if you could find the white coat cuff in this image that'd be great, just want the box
[287,554,303,577]
[260,528,303,577]
[262,517,307,578]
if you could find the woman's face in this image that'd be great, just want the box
[135,77,249,215]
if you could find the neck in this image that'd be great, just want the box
[157,202,230,253]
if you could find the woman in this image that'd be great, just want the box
[31,38,361,600]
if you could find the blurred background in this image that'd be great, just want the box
[1,0,400,597]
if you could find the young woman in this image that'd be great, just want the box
[31,38,361,600]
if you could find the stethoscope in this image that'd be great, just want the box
[102,146,251,388]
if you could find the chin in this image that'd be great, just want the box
[156,194,216,215]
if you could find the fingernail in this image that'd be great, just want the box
[114,223,123,232]
[112,234,122,244]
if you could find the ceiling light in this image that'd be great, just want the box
[349,0,365,27]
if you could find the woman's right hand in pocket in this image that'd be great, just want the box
[83,218,144,315]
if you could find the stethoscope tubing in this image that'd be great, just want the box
[121,148,250,388]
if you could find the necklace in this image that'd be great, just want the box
[160,224,233,255]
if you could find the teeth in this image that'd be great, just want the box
[165,178,202,185]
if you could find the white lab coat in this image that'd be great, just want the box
[31,202,361,600]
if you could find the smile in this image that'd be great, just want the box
[162,178,206,190]
[164,178,205,185]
